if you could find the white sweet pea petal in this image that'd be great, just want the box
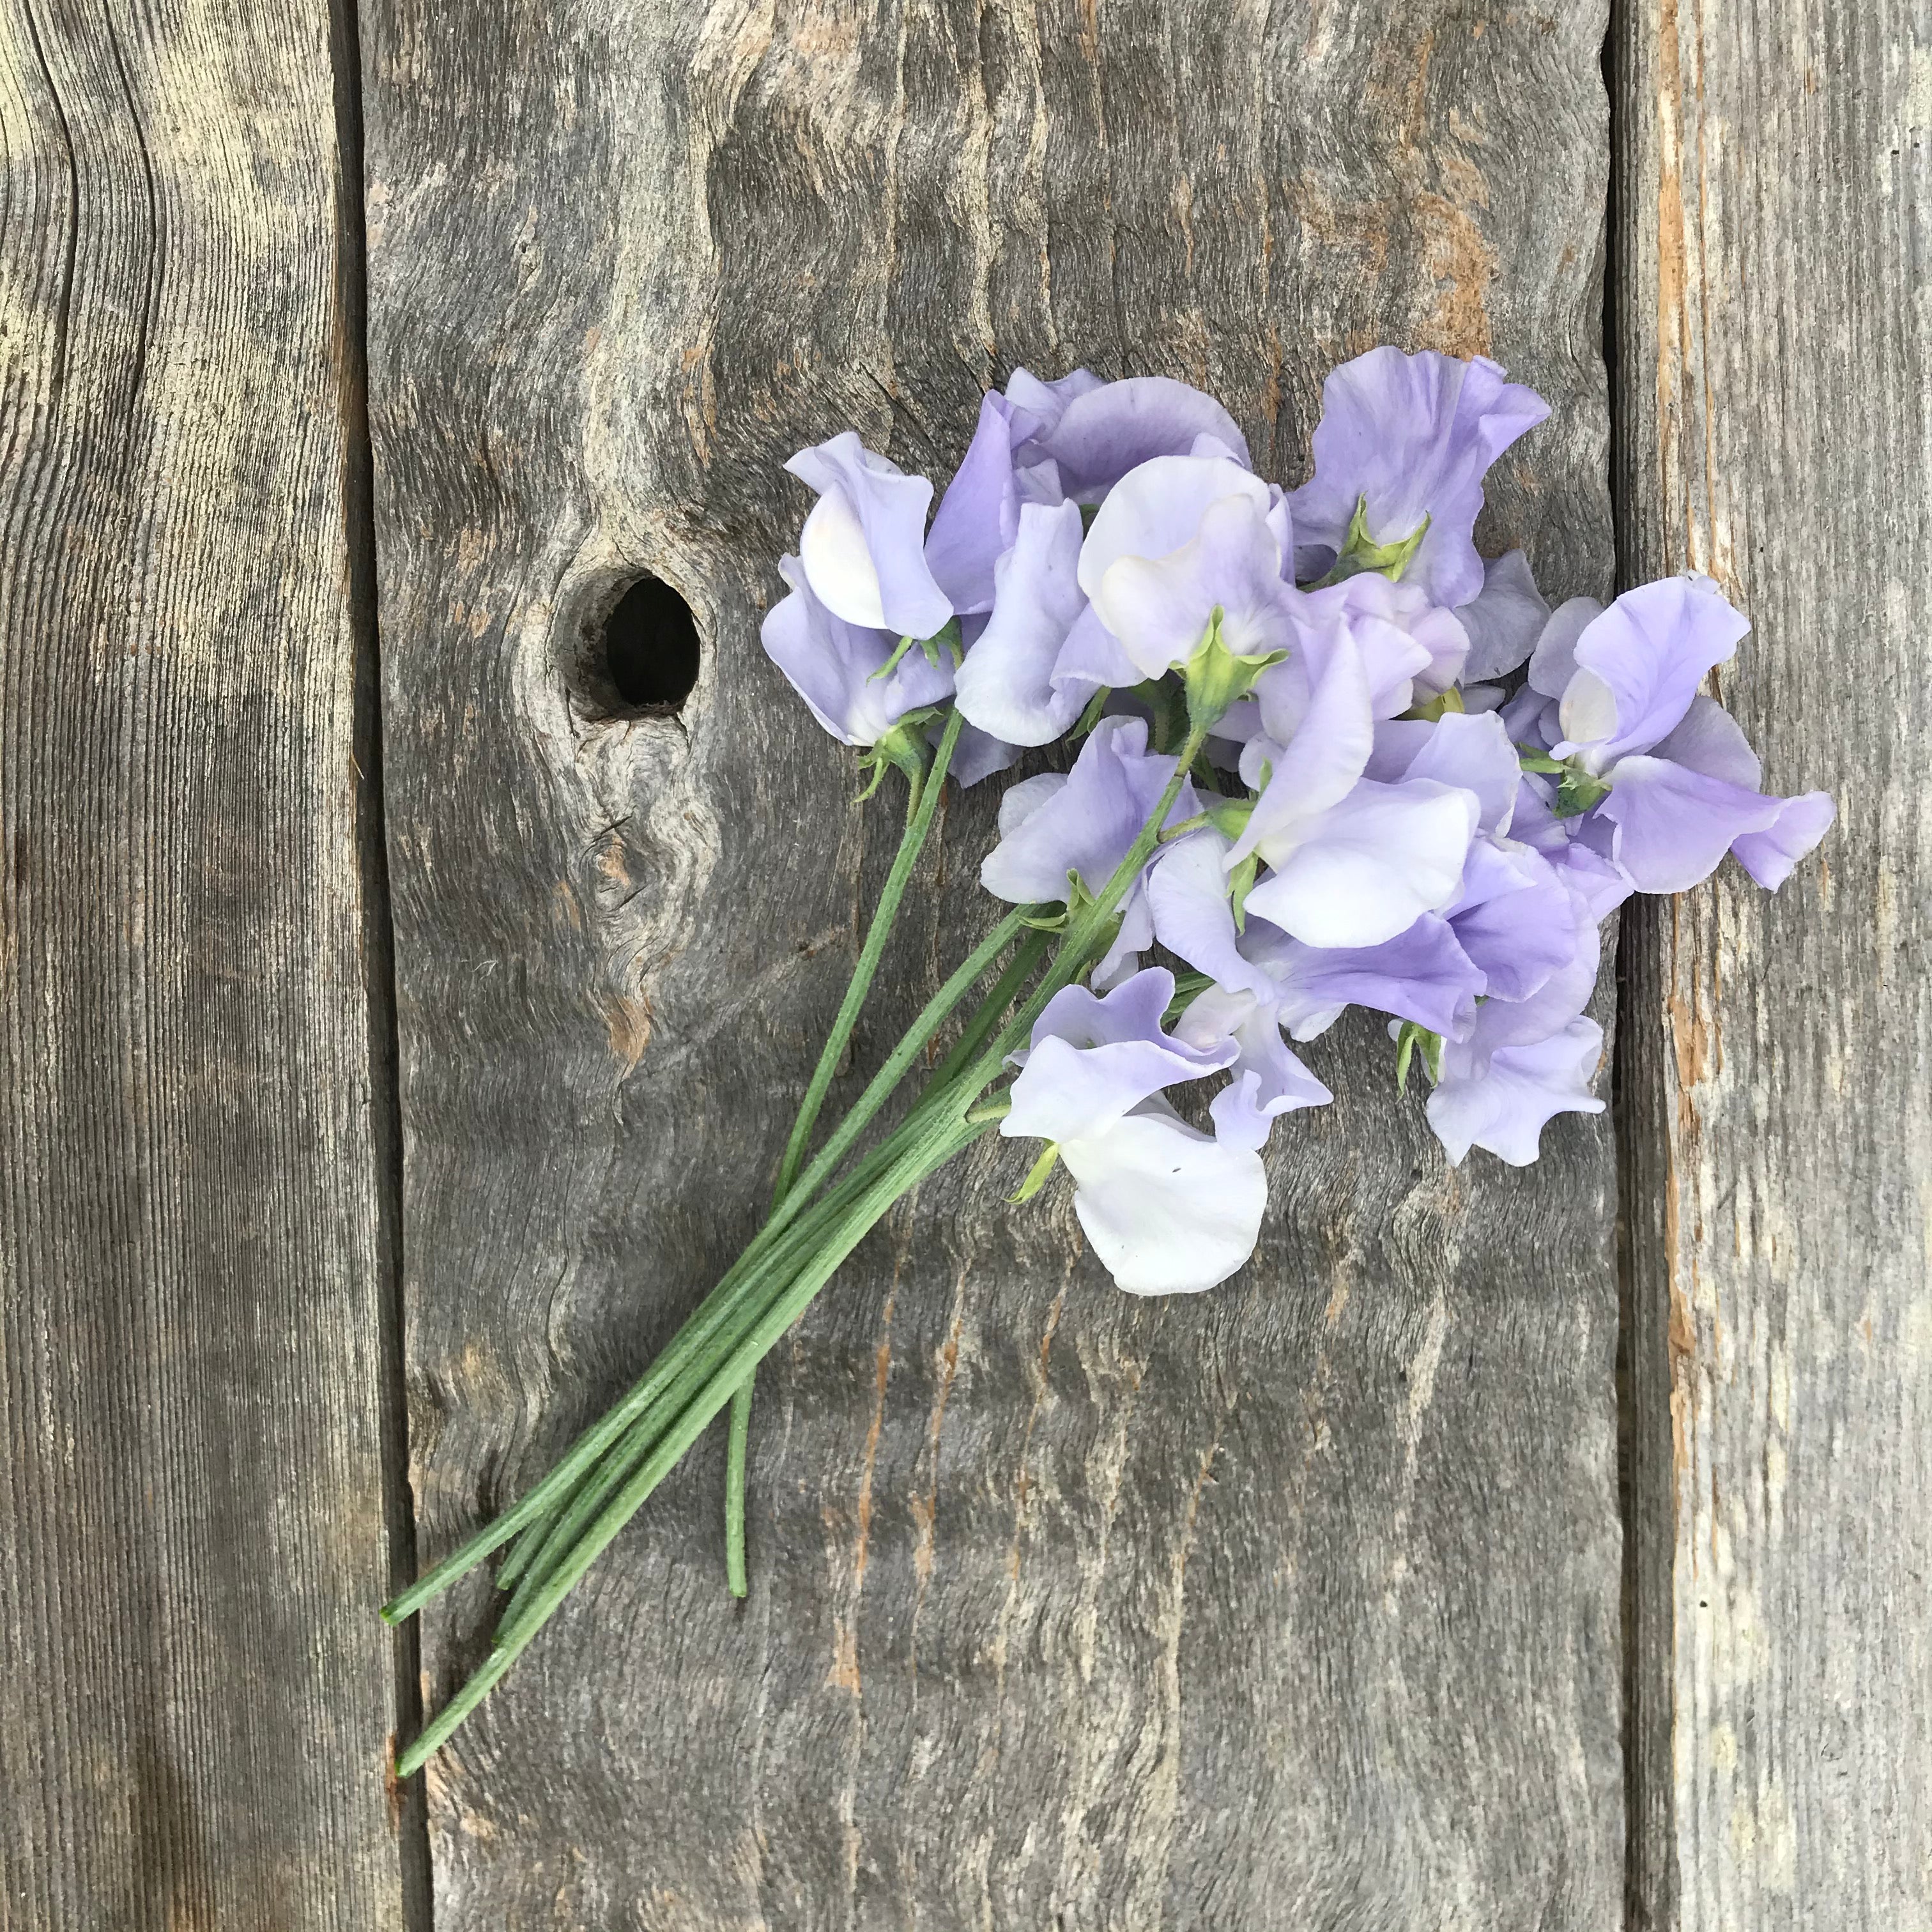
[1095,492,1295,679]
[1243,778,1480,949]
[1077,455,1272,603]
[1148,831,1275,998]
[1059,1100,1268,1295]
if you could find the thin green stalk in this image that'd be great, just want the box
[774,706,963,1203]
[380,1146,880,1626]
[919,926,1054,1100]
[397,1111,984,1777]
[723,709,965,1591]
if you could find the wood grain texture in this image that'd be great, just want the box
[0,0,407,1926]
[365,3,1625,1924]
[1617,1,1932,1925]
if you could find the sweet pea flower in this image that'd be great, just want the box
[1004,970,1269,1294]
[1522,576,1836,893]
[1454,549,1551,681]
[980,716,1199,985]
[1251,572,1469,734]
[1422,906,1607,1166]
[760,556,953,746]
[924,390,1068,616]
[1078,455,1290,680]
[1230,635,1482,948]
[1012,371,1252,502]
[785,432,953,640]
[1289,348,1549,606]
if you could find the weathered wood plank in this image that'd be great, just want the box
[1617,2,1932,1925]
[0,1,407,1924]
[367,3,1624,1924]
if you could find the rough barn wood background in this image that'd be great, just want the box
[0,1,1922,1929]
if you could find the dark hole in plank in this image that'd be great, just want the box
[602,573,700,712]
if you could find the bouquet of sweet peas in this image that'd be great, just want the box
[386,349,1832,1774]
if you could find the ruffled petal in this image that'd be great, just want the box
[1077,455,1272,603]
[1593,754,1786,893]
[1244,778,1479,949]
[1023,376,1252,503]
[1729,791,1836,889]
[951,500,1091,746]
[786,431,953,638]
[1059,1101,1268,1294]
[1455,548,1550,681]
[1425,1019,1607,1167]
[1287,348,1549,607]
[1552,576,1749,767]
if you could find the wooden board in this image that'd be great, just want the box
[364,3,1625,1923]
[0,1,409,1926]
[1616,2,1932,1924]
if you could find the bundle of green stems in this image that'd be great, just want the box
[385,703,1216,1775]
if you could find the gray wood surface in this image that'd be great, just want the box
[1616,1,1932,1925]
[365,4,1625,1925]
[0,0,407,1926]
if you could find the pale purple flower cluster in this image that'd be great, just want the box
[762,349,1834,1296]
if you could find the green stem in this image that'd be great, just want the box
[397,1111,985,1777]
[719,710,963,1590]
[773,707,963,1204]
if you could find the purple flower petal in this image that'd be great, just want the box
[1729,791,1836,889]
[1455,549,1550,680]
[924,390,1061,615]
[1250,914,1485,1040]
[1021,375,1252,503]
[1593,754,1787,893]
[760,555,953,746]
[1174,985,1332,1136]
[1525,595,1606,698]
[786,431,953,639]
[1446,839,1579,1004]
[1552,576,1749,768]
[980,716,1195,907]
[951,500,1091,746]
[1005,968,1234,1146]
[1379,709,1522,835]
[1646,693,1762,787]
[1425,1018,1606,1167]
[1288,348,1549,606]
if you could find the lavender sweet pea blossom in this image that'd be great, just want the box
[1289,348,1549,606]
[1422,907,1607,1166]
[981,716,1198,985]
[1521,576,1836,893]
[760,556,953,746]
[786,433,953,640]
[1003,970,1269,1294]
[1079,455,1285,678]
[1013,372,1252,502]
[924,390,1066,615]
[1230,636,1482,948]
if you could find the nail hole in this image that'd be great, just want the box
[602,573,700,712]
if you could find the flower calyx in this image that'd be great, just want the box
[1311,495,1431,588]
[1394,1020,1445,1093]
[857,705,946,800]
[868,616,963,683]
[1517,745,1612,818]
[1009,1141,1062,1204]
[1404,686,1466,723]
[1183,609,1291,733]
